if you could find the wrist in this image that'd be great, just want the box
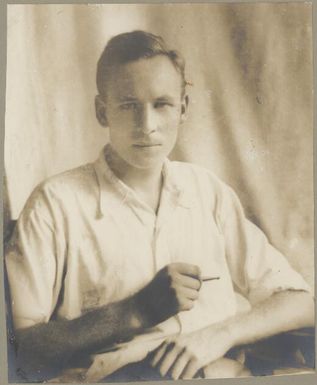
[224,322,238,349]
[208,318,239,352]
[130,289,154,329]
[222,315,244,348]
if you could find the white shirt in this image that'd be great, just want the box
[5,145,310,381]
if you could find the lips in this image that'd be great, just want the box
[133,143,162,147]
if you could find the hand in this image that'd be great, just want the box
[150,324,234,379]
[134,263,201,327]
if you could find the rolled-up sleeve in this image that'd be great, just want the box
[217,183,312,306]
[5,184,65,330]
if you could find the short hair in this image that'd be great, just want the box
[96,30,187,98]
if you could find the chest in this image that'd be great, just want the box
[59,201,235,323]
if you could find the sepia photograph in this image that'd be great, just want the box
[3,2,315,383]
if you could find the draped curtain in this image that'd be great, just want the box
[5,3,313,287]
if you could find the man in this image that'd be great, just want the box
[5,30,314,383]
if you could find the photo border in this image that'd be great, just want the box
[1,1,316,385]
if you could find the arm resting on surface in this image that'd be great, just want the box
[15,262,202,379]
[16,295,146,378]
[151,289,314,379]
[227,289,314,348]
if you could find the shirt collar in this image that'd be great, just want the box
[93,145,192,218]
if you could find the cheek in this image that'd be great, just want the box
[108,114,134,142]
[159,107,179,124]
[108,126,127,148]
[164,126,179,151]
[163,111,181,134]
[109,110,133,127]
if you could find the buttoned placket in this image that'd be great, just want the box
[119,178,181,276]
[94,149,185,334]
[95,148,184,272]
[123,189,184,335]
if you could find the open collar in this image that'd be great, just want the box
[93,145,193,219]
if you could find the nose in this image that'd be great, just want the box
[136,104,157,135]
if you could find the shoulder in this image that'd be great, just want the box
[168,160,247,226]
[22,163,98,214]
[167,160,239,212]
[41,163,97,193]
[168,160,232,197]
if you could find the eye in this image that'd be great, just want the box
[119,102,138,111]
[154,101,173,109]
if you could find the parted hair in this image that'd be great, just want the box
[96,30,187,97]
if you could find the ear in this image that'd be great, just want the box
[180,94,189,123]
[95,95,108,127]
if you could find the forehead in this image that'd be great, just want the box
[106,55,183,101]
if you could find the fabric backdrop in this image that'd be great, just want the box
[5,3,313,288]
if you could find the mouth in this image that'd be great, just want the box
[133,143,162,148]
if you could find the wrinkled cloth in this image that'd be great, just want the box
[5,146,310,381]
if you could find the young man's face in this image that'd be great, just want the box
[97,55,188,170]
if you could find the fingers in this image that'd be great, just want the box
[174,273,202,291]
[151,342,168,367]
[157,344,185,377]
[169,263,201,280]
[180,357,200,379]
[169,270,201,312]
[170,349,189,379]
[177,286,199,302]
[151,341,201,380]
[169,286,199,312]
[151,341,187,379]
[142,263,201,325]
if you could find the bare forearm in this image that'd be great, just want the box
[16,295,144,377]
[148,290,314,380]
[226,290,314,348]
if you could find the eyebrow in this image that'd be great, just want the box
[117,96,138,103]
[155,95,176,101]
[115,95,177,103]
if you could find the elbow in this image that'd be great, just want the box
[302,290,315,327]
[290,290,315,328]
[15,325,68,381]
[16,328,51,379]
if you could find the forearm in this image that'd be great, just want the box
[15,262,202,379]
[16,295,145,377]
[226,290,314,348]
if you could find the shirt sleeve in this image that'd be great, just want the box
[216,183,312,306]
[5,184,66,330]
